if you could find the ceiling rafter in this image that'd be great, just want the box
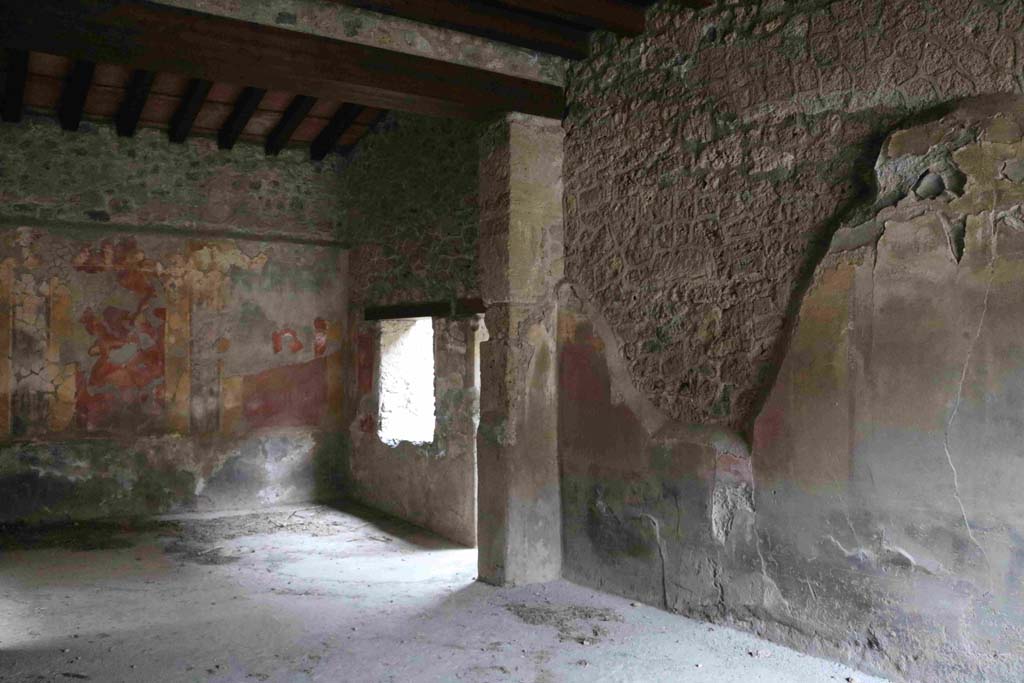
[339,108,389,158]
[265,95,317,156]
[0,50,388,159]
[116,69,155,137]
[218,86,266,150]
[0,0,564,120]
[2,49,29,123]
[311,103,367,161]
[168,78,210,143]
[58,59,95,131]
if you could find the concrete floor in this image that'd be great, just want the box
[0,504,890,683]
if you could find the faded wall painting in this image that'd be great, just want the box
[0,226,347,521]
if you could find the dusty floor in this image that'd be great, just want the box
[0,504,889,683]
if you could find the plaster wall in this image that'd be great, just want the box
[341,113,484,547]
[347,317,479,547]
[0,118,349,521]
[476,114,564,585]
[561,1,1024,681]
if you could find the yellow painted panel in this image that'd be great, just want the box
[165,286,191,434]
[220,373,243,435]
[47,278,76,431]
[0,259,12,437]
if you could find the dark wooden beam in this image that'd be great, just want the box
[115,68,154,136]
[218,86,265,150]
[337,109,389,158]
[329,0,589,59]
[2,49,29,123]
[0,0,564,120]
[493,0,647,36]
[310,103,365,161]
[58,60,96,131]
[168,78,211,143]
[265,95,316,156]
[364,299,486,321]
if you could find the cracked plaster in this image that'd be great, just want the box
[561,98,1024,683]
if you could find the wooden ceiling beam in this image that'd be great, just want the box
[218,86,266,150]
[329,0,590,59]
[168,77,211,143]
[492,0,647,36]
[0,0,564,120]
[310,103,365,161]
[58,60,96,131]
[364,298,486,321]
[2,49,29,123]
[115,68,154,136]
[265,95,316,156]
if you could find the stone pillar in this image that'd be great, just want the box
[476,113,564,586]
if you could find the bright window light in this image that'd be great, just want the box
[378,317,435,446]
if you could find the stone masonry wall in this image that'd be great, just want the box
[340,113,485,545]
[0,116,344,243]
[565,0,1024,432]
[347,317,479,546]
[342,113,484,307]
[561,98,1024,683]
[562,1,1024,680]
[0,117,348,521]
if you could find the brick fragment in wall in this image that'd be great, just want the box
[564,0,1024,430]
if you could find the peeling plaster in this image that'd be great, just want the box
[563,93,1024,683]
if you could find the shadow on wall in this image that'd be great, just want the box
[560,97,1024,683]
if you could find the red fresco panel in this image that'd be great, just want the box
[242,356,328,429]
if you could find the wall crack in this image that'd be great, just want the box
[941,213,996,582]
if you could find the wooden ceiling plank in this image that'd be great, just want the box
[115,69,155,137]
[218,86,266,150]
[26,52,70,79]
[338,109,388,158]
[205,82,244,104]
[365,298,486,321]
[0,0,563,120]
[290,116,333,144]
[493,0,647,36]
[168,77,211,143]
[83,82,128,119]
[329,0,589,59]
[310,102,365,161]
[265,94,316,156]
[58,59,96,131]
[23,74,63,112]
[2,49,30,122]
